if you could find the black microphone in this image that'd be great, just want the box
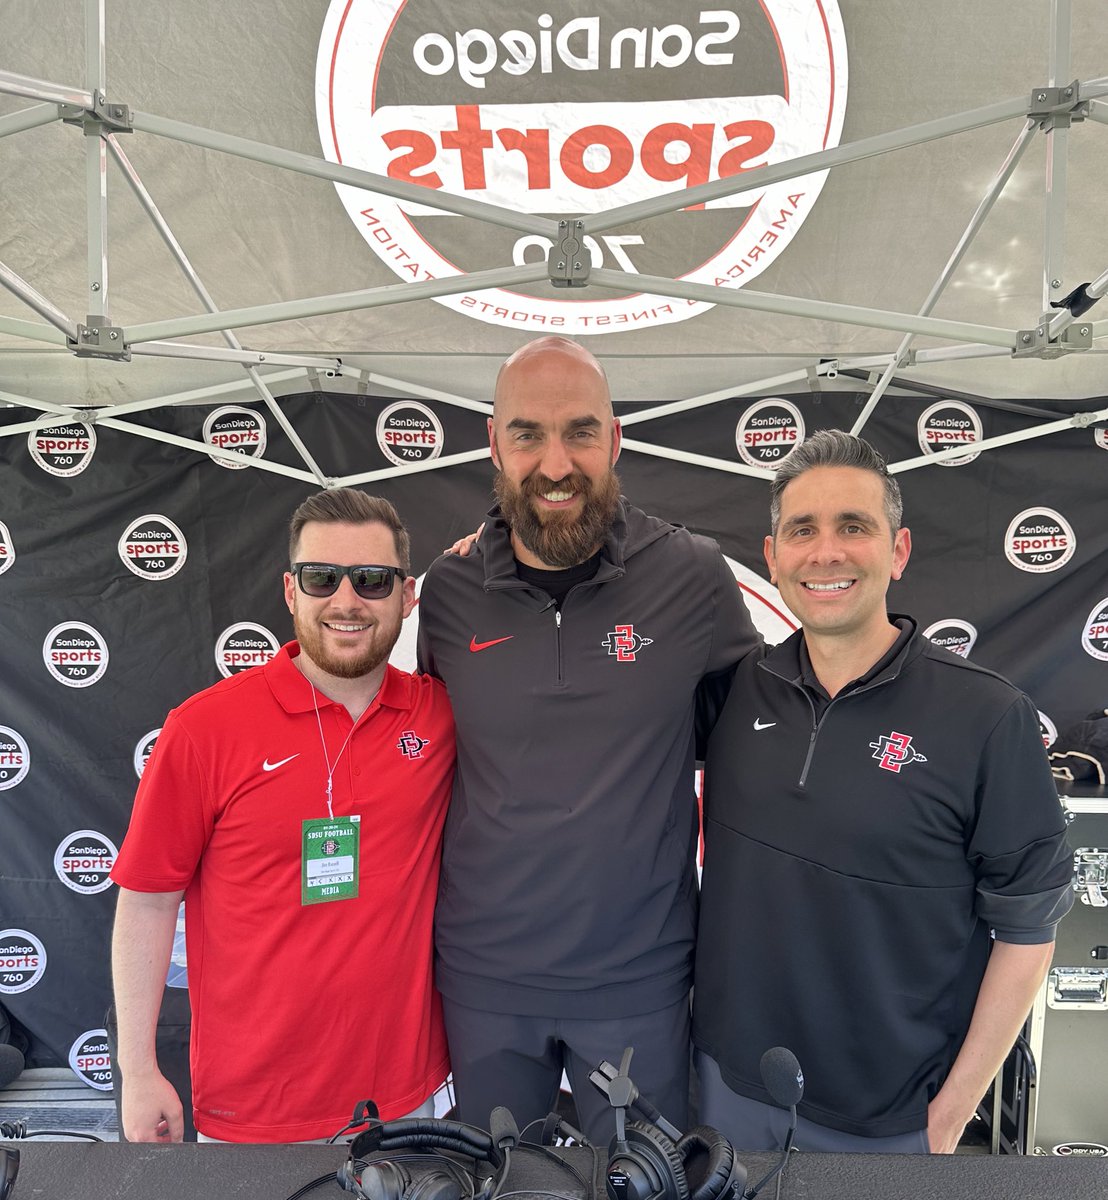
[759,1047,803,1110]
[488,1106,519,1153]
[0,1045,24,1090]
[743,1048,803,1200]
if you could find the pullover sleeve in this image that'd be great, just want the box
[968,694,1074,943]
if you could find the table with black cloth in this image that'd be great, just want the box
[3,1141,1106,1200]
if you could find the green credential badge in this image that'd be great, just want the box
[302,816,360,905]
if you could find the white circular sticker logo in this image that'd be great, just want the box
[0,520,14,577]
[203,406,268,469]
[68,1029,114,1091]
[1038,710,1058,749]
[922,619,977,659]
[1003,508,1075,574]
[54,830,118,895]
[1094,428,1107,451]
[118,514,188,581]
[215,622,281,677]
[0,725,30,791]
[1081,596,1108,661]
[376,401,445,466]
[735,398,804,468]
[43,622,109,688]
[27,421,96,477]
[916,401,983,466]
[318,1,848,334]
[134,727,161,779]
[0,929,47,994]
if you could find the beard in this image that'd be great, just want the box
[292,603,403,680]
[494,466,621,568]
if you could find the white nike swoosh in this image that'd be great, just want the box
[753,720,777,731]
[262,754,300,771]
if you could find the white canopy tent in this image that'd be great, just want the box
[1,0,1106,492]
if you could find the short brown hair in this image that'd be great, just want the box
[288,488,410,569]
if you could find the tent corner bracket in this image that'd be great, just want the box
[548,220,591,288]
[1013,320,1092,360]
[59,98,133,136]
[68,315,131,361]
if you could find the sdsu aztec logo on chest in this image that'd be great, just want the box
[318,1,846,333]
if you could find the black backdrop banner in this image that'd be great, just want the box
[0,389,1105,1077]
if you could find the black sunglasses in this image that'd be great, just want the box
[291,562,407,600]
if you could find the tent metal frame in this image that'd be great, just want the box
[0,0,1105,487]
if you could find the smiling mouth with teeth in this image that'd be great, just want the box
[803,581,854,591]
[325,622,371,632]
[542,490,576,502]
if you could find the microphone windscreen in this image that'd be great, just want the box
[0,1043,25,1090]
[489,1105,519,1151]
[759,1046,803,1108]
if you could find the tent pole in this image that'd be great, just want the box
[850,120,1038,437]
[587,269,1016,348]
[0,103,62,140]
[1042,0,1073,310]
[0,261,80,340]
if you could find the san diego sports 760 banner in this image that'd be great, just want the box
[316,0,847,333]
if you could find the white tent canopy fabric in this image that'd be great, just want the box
[1,0,1107,491]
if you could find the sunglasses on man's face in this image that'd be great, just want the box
[291,562,407,600]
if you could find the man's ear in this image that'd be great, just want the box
[763,534,778,584]
[610,418,622,466]
[488,418,501,470]
[891,526,911,581]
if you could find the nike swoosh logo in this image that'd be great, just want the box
[753,720,777,731]
[469,635,514,653]
[262,754,300,771]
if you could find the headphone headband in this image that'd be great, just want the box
[350,1118,504,1168]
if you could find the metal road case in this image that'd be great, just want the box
[1026,789,1108,1156]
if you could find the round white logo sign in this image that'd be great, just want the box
[0,520,14,577]
[27,421,96,477]
[203,406,268,469]
[922,619,977,659]
[54,830,119,895]
[318,1,848,334]
[916,401,983,466]
[118,514,188,581]
[1081,596,1108,662]
[68,1029,114,1091]
[1037,710,1058,749]
[43,622,109,688]
[0,929,47,994]
[1003,508,1075,574]
[134,727,162,779]
[215,623,281,678]
[735,398,804,468]
[377,401,445,466]
[0,725,30,791]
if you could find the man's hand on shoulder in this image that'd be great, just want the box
[443,522,484,557]
[121,1066,185,1142]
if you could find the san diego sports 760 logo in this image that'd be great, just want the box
[317,1,847,334]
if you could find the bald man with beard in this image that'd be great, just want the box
[417,337,759,1141]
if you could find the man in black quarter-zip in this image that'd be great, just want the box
[694,429,1073,1154]
[417,337,760,1141]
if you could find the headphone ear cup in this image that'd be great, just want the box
[607,1122,690,1200]
[407,1170,466,1200]
[357,1160,413,1200]
[676,1127,740,1200]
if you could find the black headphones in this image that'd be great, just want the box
[593,1052,746,1200]
[339,1111,515,1200]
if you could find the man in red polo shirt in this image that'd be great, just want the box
[111,489,455,1143]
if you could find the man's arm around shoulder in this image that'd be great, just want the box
[112,886,187,1142]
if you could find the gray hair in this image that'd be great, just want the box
[769,429,903,537]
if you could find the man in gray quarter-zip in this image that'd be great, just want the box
[417,336,760,1142]
[694,429,1073,1154]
